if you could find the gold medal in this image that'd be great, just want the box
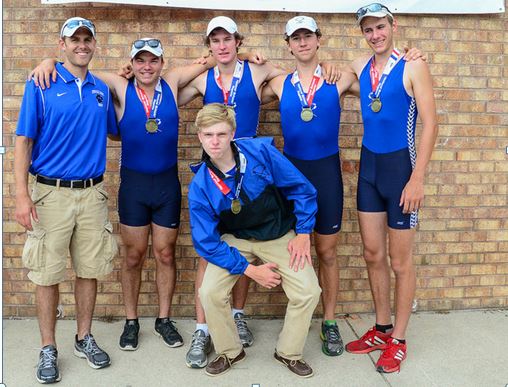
[371,98,382,113]
[145,119,158,133]
[231,199,241,214]
[300,108,313,122]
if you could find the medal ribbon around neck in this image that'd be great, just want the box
[369,48,402,102]
[292,64,322,111]
[135,78,163,120]
[214,60,244,106]
[207,150,247,205]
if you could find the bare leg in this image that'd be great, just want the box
[151,223,178,318]
[195,257,208,324]
[358,212,391,326]
[231,276,250,310]
[36,285,59,347]
[315,232,339,320]
[388,228,416,340]
[75,277,97,340]
[120,224,150,319]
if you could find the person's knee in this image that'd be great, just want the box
[316,246,337,266]
[363,246,385,266]
[154,246,176,266]
[124,248,145,270]
[199,280,227,309]
[390,255,413,277]
[289,278,321,307]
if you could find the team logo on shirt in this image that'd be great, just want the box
[92,90,104,107]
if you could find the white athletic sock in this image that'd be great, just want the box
[196,323,209,336]
[232,308,244,317]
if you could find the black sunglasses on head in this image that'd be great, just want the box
[133,39,161,49]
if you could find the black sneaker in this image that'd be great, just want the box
[36,345,61,384]
[153,318,183,348]
[119,319,140,351]
[320,321,344,356]
[74,334,111,369]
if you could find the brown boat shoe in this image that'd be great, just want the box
[205,349,246,376]
[274,351,314,378]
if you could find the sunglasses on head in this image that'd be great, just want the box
[133,39,161,49]
[64,19,95,31]
[356,3,392,20]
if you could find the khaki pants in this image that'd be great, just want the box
[199,231,321,360]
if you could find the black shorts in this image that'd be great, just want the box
[357,146,418,229]
[118,165,181,228]
[285,152,343,235]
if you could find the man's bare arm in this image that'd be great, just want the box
[28,59,126,100]
[260,79,278,105]
[165,56,215,90]
[337,70,359,98]
[399,59,438,213]
[177,77,204,107]
[14,136,37,230]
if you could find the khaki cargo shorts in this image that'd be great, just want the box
[21,180,118,286]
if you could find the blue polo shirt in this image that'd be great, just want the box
[16,62,118,180]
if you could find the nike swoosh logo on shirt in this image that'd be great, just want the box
[57,92,67,97]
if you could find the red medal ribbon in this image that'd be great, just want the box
[369,59,380,91]
[306,72,321,106]
[214,60,244,106]
[292,65,322,109]
[216,74,229,105]
[208,168,232,195]
[135,85,152,118]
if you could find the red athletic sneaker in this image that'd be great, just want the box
[375,338,407,373]
[345,326,391,354]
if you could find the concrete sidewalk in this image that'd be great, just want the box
[2,310,508,387]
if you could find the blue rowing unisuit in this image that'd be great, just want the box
[280,74,341,160]
[203,61,260,138]
[119,78,179,174]
[359,59,418,154]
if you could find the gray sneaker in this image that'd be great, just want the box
[74,334,111,369]
[234,312,254,347]
[36,345,61,384]
[185,329,212,368]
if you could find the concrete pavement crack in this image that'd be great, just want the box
[345,317,393,387]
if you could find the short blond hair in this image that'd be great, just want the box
[195,103,237,132]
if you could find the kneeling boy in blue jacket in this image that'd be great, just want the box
[188,103,321,378]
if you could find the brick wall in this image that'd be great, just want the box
[3,1,508,318]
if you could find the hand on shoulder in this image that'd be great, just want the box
[404,57,431,79]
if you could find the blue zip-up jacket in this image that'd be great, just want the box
[188,137,317,275]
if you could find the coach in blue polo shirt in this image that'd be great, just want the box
[14,17,118,384]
